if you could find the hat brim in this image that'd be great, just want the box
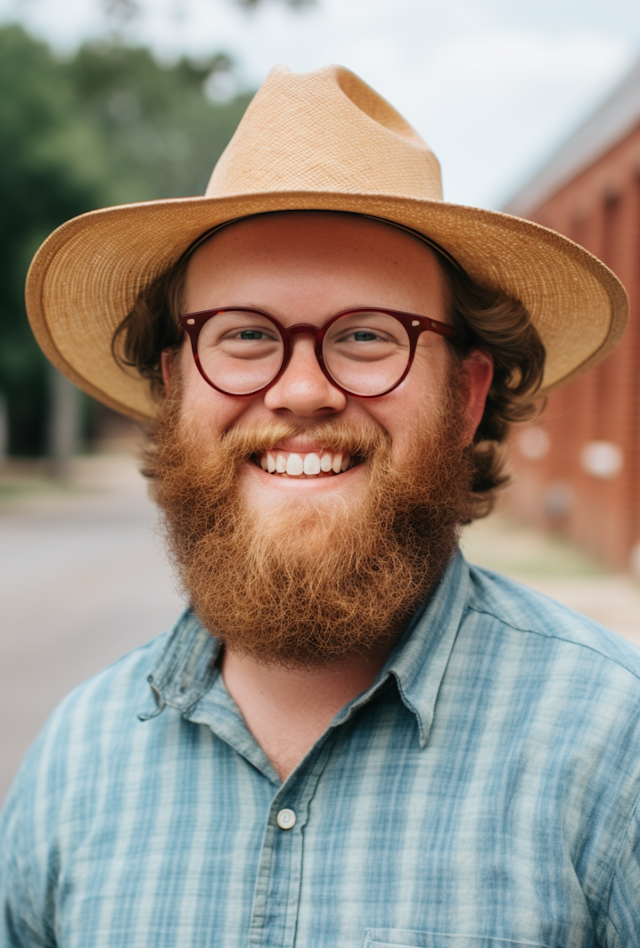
[26,190,628,421]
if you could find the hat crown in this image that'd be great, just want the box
[206,64,443,201]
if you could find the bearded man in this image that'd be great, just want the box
[1,65,638,948]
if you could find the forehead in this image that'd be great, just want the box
[183,212,448,318]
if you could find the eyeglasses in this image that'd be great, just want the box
[180,307,457,398]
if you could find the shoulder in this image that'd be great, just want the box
[0,625,187,939]
[0,626,171,890]
[41,626,172,739]
[3,626,173,820]
[459,563,640,922]
[464,561,640,684]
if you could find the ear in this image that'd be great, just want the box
[161,349,176,392]
[461,349,493,444]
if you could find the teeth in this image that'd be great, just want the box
[259,450,354,476]
[286,454,304,476]
[303,453,321,475]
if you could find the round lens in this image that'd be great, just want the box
[322,311,411,396]
[197,310,284,395]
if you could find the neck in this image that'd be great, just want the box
[220,644,394,782]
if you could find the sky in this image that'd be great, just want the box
[3,0,640,208]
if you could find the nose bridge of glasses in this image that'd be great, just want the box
[285,323,324,340]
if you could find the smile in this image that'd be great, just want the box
[254,450,360,478]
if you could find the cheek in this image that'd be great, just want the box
[176,345,248,437]
[363,353,450,460]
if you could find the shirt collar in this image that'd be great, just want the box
[140,551,471,748]
[139,610,220,720]
[385,549,471,744]
[329,550,471,746]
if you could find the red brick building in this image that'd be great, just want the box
[503,62,640,573]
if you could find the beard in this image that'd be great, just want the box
[150,376,473,668]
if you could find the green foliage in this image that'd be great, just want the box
[65,45,249,204]
[0,24,252,454]
[0,26,98,454]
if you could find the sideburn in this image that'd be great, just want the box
[150,376,473,668]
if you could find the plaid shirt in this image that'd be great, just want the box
[2,552,640,947]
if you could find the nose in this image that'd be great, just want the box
[263,335,347,416]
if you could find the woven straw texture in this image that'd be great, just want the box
[26,64,628,421]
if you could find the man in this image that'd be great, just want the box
[1,64,637,947]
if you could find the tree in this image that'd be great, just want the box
[64,44,248,205]
[0,26,104,455]
[0,25,252,454]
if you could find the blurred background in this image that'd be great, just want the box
[2,0,640,801]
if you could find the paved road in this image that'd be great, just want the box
[0,456,184,803]
[2,454,640,804]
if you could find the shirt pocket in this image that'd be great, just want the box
[363,932,550,948]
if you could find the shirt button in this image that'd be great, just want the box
[276,808,296,830]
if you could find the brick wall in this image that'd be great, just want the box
[507,123,640,572]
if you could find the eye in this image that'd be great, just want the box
[334,327,396,345]
[218,326,280,344]
[236,329,270,340]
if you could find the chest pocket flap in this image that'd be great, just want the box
[363,933,550,948]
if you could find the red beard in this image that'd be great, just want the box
[149,377,472,667]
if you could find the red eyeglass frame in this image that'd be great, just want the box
[179,306,458,398]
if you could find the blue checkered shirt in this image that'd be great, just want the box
[2,552,640,947]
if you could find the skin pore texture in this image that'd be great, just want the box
[160,212,493,780]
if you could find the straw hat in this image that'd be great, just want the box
[26,64,628,421]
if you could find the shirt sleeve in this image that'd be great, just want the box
[604,795,640,947]
[0,765,54,948]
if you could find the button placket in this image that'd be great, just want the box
[247,736,336,947]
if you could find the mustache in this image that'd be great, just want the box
[153,415,396,512]
[216,418,392,466]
